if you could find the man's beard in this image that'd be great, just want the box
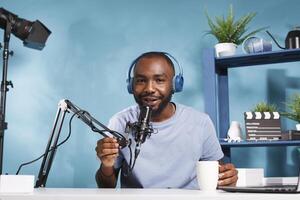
[134,92,173,117]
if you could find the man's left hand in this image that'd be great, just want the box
[218,163,238,186]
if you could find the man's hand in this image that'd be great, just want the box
[218,163,238,186]
[95,137,119,167]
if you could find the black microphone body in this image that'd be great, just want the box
[134,106,152,157]
[136,105,152,143]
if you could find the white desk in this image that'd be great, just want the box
[0,188,299,200]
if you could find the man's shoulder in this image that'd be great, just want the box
[110,105,139,120]
[176,103,210,119]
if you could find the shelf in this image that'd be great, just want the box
[216,48,300,69]
[203,48,300,141]
[220,140,300,147]
[202,48,300,160]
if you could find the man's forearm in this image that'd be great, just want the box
[95,165,118,188]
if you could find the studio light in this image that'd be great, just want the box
[0,7,51,50]
[0,7,51,174]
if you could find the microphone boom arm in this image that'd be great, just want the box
[35,99,127,188]
[63,99,126,143]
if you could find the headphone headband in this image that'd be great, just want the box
[126,51,184,94]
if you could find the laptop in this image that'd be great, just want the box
[218,170,300,193]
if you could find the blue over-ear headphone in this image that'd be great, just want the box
[126,51,184,94]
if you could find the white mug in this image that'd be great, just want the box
[196,160,219,191]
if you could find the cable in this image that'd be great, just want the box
[81,110,126,141]
[131,151,138,171]
[123,123,157,175]
[266,30,285,49]
[123,138,133,177]
[16,108,130,175]
[15,105,138,178]
[15,110,82,175]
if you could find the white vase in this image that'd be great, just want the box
[296,124,300,131]
[227,121,242,141]
[214,43,237,58]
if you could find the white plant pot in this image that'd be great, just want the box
[215,43,237,58]
[296,124,300,131]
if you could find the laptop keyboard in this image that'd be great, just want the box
[219,184,298,193]
[249,185,297,192]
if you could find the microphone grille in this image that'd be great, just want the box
[139,106,152,124]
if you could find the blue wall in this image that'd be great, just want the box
[1,0,300,187]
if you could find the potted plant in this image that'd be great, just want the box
[205,5,266,57]
[251,102,278,112]
[281,94,300,131]
[244,102,281,140]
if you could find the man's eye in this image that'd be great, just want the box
[156,79,165,83]
[135,79,146,83]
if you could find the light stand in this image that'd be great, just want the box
[0,7,51,174]
[0,20,14,174]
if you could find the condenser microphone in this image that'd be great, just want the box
[134,105,152,157]
[136,105,152,143]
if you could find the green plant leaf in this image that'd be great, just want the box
[238,27,269,45]
[282,94,300,123]
[205,5,266,45]
[251,102,278,112]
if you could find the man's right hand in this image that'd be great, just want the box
[95,137,119,167]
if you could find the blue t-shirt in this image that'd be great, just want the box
[107,103,223,189]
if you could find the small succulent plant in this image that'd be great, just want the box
[251,102,278,112]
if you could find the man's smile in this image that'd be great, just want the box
[141,96,161,107]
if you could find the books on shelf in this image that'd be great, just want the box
[281,130,300,140]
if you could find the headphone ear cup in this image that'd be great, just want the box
[173,75,184,93]
[127,78,134,94]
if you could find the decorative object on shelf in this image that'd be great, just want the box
[244,102,281,140]
[281,130,300,140]
[285,27,300,49]
[281,93,300,131]
[227,121,242,142]
[205,5,266,57]
[266,27,300,50]
[243,36,272,54]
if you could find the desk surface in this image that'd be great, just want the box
[0,188,299,200]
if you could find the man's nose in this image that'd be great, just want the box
[144,80,155,93]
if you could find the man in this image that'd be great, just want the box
[95,52,238,188]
